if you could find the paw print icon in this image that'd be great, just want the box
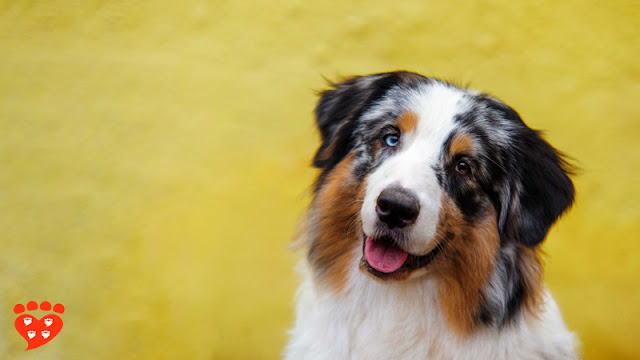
[14,301,65,350]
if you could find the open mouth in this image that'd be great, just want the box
[361,234,443,280]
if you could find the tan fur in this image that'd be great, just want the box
[308,154,363,292]
[397,111,419,134]
[450,134,475,155]
[308,158,545,332]
[433,195,500,336]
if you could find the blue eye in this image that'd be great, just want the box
[384,134,399,147]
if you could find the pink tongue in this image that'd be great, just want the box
[364,237,409,273]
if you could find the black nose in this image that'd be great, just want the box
[376,187,420,228]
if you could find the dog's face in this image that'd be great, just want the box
[359,84,487,258]
[308,72,574,292]
[305,71,576,332]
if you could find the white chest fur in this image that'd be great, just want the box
[285,261,577,360]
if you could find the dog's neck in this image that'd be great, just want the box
[308,234,544,333]
[287,245,576,360]
[297,254,479,359]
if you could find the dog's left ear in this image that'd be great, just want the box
[490,101,576,247]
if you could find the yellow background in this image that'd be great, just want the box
[0,1,638,359]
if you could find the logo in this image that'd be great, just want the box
[14,301,64,351]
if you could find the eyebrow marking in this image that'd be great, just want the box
[396,111,419,134]
[449,134,474,156]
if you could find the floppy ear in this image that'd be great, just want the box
[499,109,576,247]
[312,72,409,171]
[312,77,364,169]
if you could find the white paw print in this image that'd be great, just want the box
[23,317,32,326]
[41,330,50,339]
[27,330,36,339]
[44,318,53,327]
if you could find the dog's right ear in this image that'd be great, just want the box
[313,72,408,171]
[312,76,369,170]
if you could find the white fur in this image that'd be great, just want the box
[285,252,578,360]
[286,81,579,359]
[361,84,471,255]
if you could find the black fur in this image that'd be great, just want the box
[312,72,574,248]
[310,71,575,329]
[478,244,531,327]
[312,72,425,190]
[471,96,575,327]
[313,74,394,169]
[477,95,576,247]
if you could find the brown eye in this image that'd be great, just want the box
[456,161,471,174]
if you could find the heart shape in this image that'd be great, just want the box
[15,314,63,350]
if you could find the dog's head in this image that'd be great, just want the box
[306,72,574,329]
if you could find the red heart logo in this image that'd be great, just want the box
[14,301,64,351]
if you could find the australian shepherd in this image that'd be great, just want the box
[285,71,578,359]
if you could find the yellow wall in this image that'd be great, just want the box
[0,1,637,358]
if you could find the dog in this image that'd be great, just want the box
[285,71,578,359]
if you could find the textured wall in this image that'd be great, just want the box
[0,0,638,359]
